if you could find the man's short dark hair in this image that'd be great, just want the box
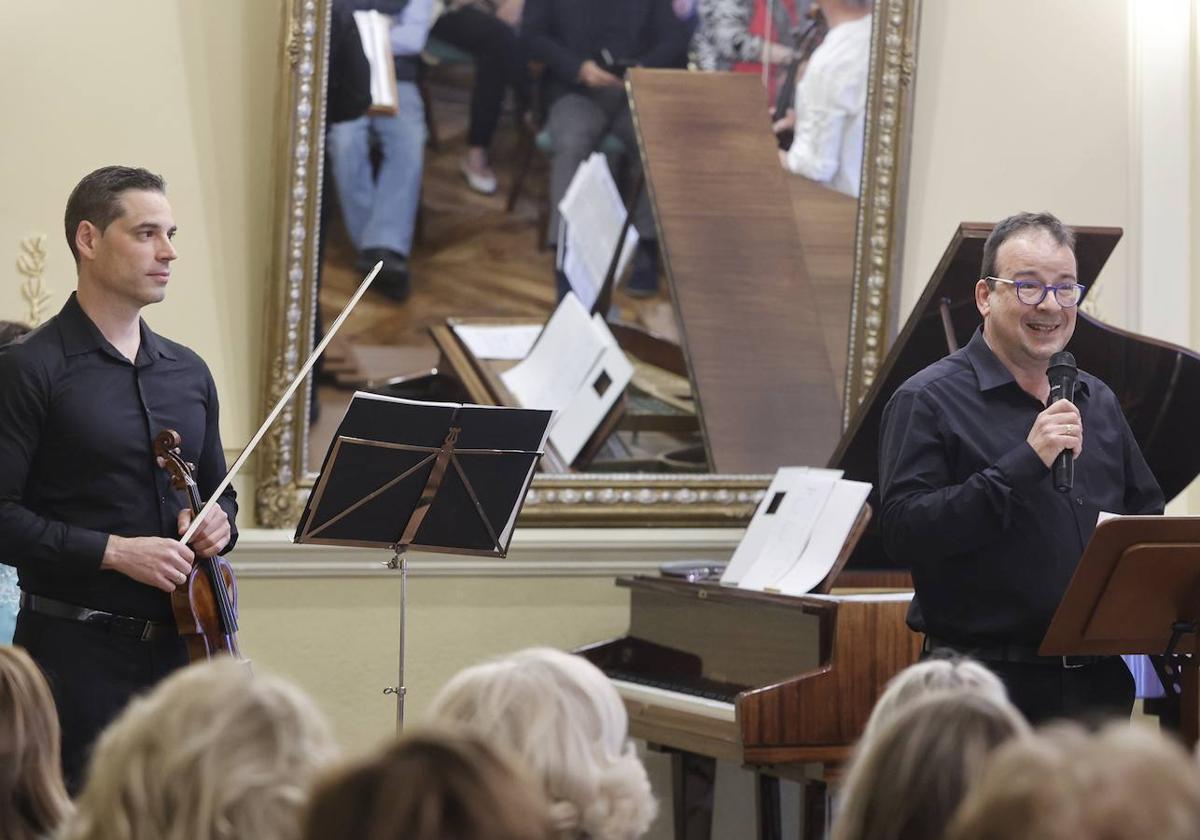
[63,166,166,265]
[0,320,31,346]
[980,211,1076,285]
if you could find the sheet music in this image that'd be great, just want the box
[547,313,634,465]
[721,467,842,586]
[772,479,873,595]
[352,11,398,113]
[451,324,542,360]
[734,471,840,591]
[500,294,605,409]
[557,153,639,311]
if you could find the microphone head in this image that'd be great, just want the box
[1048,351,1077,370]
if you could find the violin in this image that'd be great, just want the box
[772,8,829,150]
[154,429,244,662]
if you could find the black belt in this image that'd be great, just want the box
[20,592,175,642]
[923,635,1104,669]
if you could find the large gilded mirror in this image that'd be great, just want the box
[255,0,920,529]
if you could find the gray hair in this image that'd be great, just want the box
[427,647,657,840]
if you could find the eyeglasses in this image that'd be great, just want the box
[985,277,1086,307]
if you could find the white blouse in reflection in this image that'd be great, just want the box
[784,14,872,197]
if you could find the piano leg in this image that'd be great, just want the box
[670,750,716,840]
[803,779,829,839]
[755,773,781,840]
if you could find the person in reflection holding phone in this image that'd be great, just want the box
[522,0,688,298]
[877,211,1162,725]
[0,166,237,789]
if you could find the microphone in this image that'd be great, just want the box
[1046,351,1078,493]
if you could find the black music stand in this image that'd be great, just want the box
[1040,516,1200,743]
[295,392,551,727]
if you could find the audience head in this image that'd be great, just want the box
[861,655,1009,741]
[0,645,72,840]
[831,690,1030,840]
[0,321,31,346]
[947,722,1200,840]
[428,647,657,840]
[303,730,551,840]
[61,658,338,840]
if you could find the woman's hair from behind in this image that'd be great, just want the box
[860,656,1009,743]
[428,647,657,840]
[831,690,1030,840]
[302,730,551,840]
[946,722,1200,840]
[60,658,339,840]
[0,645,72,840]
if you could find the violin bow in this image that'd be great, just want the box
[178,262,381,546]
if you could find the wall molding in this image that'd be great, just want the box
[233,527,743,578]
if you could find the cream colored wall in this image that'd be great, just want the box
[0,1,282,458]
[901,0,1135,326]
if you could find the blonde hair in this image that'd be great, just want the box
[302,729,552,840]
[428,647,657,840]
[832,691,1030,840]
[947,722,1200,840]
[0,646,72,840]
[61,658,338,840]
[861,657,1009,742]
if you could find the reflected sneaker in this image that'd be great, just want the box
[460,160,498,195]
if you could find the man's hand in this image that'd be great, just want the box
[178,506,231,558]
[578,60,623,89]
[1027,398,1083,468]
[102,535,194,593]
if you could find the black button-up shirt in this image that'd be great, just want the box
[879,328,1163,645]
[0,294,237,621]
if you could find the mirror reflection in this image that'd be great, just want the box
[309,0,873,478]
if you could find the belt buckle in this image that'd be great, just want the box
[109,614,151,641]
[1062,655,1088,670]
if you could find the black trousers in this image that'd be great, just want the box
[14,609,188,793]
[429,7,528,149]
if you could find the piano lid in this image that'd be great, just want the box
[626,69,850,474]
[832,222,1200,570]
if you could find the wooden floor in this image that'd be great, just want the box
[318,65,675,358]
[313,65,677,461]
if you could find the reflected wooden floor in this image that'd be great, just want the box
[313,67,675,464]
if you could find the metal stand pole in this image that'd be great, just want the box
[382,546,408,730]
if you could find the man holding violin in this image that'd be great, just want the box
[0,165,237,789]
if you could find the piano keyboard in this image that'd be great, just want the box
[608,678,738,722]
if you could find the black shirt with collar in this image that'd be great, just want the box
[878,328,1162,646]
[0,293,238,622]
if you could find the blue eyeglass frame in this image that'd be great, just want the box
[985,276,1087,307]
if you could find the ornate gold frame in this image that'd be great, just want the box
[255,0,922,529]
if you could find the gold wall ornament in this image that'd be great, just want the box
[256,0,922,529]
[16,235,53,326]
[844,0,923,423]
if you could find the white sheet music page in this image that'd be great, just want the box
[557,153,639,311]
[451,324,543,360]
[546,313,633,465]
[500,293,605,409]
[724,468,842,591]
[772,479,872,595]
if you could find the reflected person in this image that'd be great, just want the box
[775,0,871,197]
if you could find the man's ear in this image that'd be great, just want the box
[75,220,100,262]
[975,278,992,319]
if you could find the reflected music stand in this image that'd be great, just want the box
[1040,516,1200,743]
[295,393,551,727]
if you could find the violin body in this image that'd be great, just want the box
[154,429,246,664]
[170,556,242,661]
